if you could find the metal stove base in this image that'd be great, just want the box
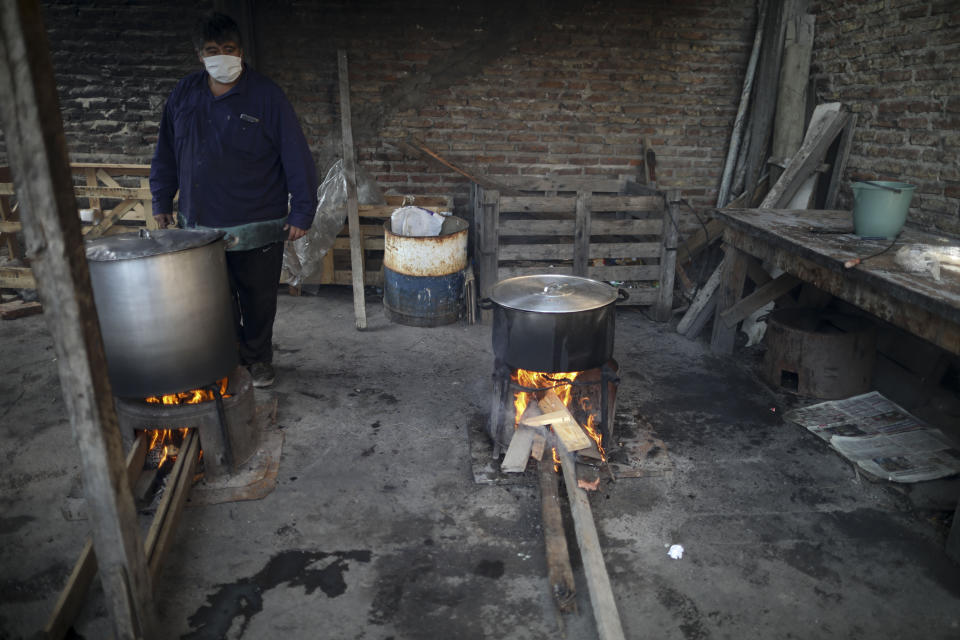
[187,396,283,505]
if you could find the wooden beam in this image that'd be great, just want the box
[573,191,591,277]
[0,266,35,289]
[538,455,577,613]
[0,3,157,636]
[556,441,626,640]
[44,433,148,640]
[717,0,767,207]
[654,191,680,321]
[82,198,138,239]
[676,260,722,337]
[711,245,751,354]
[760,109,849,209]
[337,50,367,330]
[823,113,857,209]
[719,272,802,327]
[770,12,815,186]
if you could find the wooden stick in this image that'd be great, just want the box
[539,455,577,614]
[556,442,626,640]
[146,430,200,578]
[44,433,149,640]
[403,138,519,194]
[338,50,367,330]
[0,4,157,636]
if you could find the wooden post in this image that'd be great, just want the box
[0,2,157,637]
[573,190,592,276]
[710,244,751,354]
[479,190,500,324]
[337,50,367,329]
[654,191,680,321]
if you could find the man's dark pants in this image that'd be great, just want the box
[225,241,284,366]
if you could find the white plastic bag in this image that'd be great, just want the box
[390,206,444,237]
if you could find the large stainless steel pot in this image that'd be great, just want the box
[483,274,627,373]
[85,228,238,397]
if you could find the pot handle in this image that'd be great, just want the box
[478,298,495,310]
[616,288,630,302]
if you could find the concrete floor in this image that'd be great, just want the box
[1,285,959,639]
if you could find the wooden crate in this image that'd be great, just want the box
[1,163,155,289]
[290,194,453,288]
[471,176,679,321]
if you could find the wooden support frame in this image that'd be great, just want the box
[0,2,157,635]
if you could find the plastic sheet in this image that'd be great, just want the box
[282,159,385,286]
[894,244,960,282]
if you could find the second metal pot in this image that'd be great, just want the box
[484,274,627,373]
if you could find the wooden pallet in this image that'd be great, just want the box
[1,163,155,289]
[471,176,678,321]
[287,194,453,289]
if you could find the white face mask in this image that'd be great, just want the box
[203,54,242,84]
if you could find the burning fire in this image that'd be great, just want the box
[145,377,230,405]
[148,428,190,468]
[512,368,605,459]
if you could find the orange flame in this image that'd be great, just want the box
[511,368,605,460]
[147,427,190,468]
[145,377,230,405]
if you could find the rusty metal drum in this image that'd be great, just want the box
[383,215,468,326]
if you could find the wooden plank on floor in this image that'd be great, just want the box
[556,441,626,640]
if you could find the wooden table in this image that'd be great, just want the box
[709,208,960,356]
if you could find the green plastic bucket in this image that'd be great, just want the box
[851,181,915,239]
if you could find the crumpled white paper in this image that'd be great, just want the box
[668,544,684,560]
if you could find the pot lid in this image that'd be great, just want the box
[489,274,618,313]
[85,228,225,261]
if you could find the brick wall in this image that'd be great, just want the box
[810,0,960,235]
[1,0,755,225]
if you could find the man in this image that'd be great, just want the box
[150,12,318,388]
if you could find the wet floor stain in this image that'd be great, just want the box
[185,549,371,639]
[472,559,504,579]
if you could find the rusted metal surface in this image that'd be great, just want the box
[383,216,468,276]
[713,208,960,355]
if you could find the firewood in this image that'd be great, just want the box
[536,390,593,452]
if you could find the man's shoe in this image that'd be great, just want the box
[249,362,275,388]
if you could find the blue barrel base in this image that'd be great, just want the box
[383,267,464,327]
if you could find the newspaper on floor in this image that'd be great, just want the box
[783,391,960,483]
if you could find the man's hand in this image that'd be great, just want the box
[284,223,307,241]
[153,213,175,229]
